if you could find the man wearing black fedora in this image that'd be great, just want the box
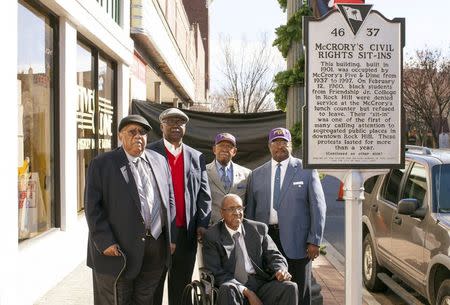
[85,114,176,305]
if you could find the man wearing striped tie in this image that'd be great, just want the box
[85,115,176,305]
[246,127,326,305]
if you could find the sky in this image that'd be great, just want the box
[209,0,450,92]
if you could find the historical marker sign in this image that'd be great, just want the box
[303,5,405,169]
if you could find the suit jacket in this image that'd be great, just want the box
[85,147,176,279]
[246,157,326,259]
[148,139,211,241]
[202,219,287,287]
[206,161,251,225]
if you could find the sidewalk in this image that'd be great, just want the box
[35,240,380,305]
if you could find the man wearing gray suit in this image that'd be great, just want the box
[246,127,326,305]
[207,133,251,225]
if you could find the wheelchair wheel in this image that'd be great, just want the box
[181,280,208,305]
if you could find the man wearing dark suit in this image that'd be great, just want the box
[207,133,251,225]
[246,127,326,305]
[85,115,176,305]
[203,194,298,305]
[148,108,212,305]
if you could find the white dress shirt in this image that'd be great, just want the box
[269,157,290,224]
[163,138,183,156]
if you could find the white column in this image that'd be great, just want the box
[118,63,131,119]
[0,2,18,304]
[59,18,78,231]
[343,170,364,305]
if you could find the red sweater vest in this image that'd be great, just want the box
[165,147,186,227]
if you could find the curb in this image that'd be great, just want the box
[321,239,381,305]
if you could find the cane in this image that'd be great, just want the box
[114,248,127,305]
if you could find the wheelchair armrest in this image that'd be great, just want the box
[199,267,216,288]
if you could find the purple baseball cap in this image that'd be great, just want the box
[214,133,236,146]
[268,127,291,142]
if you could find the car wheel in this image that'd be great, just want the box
[362,234,387,292]
[436,279,450,305]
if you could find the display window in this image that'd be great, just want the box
[76,38,117,212]
[17,0,58,240]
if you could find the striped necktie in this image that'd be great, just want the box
[135,158,162,239]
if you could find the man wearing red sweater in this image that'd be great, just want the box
[148,108,212,305]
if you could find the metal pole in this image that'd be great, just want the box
[343,170,364,305]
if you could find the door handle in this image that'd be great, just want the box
[393,215,402,225]
[370,204,378,212]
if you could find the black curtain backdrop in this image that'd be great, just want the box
[131,100,286,169]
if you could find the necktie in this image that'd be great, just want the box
[273,163,281,210]
[232,232,248,284]
[135,158,162,239]
[221,167,231,192]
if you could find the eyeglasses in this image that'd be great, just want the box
[162,118,186,126]
[222,206,245,213]
[126,128,148,137]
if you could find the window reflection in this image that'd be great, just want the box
[17,1,55,240]
[76,41,116,212]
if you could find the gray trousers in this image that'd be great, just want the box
[218,276,298,305]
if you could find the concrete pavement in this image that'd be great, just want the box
[35,239,381,305]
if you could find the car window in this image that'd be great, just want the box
[364,175,379,194]
[432,164,450,213]
[382,168,407,204]
[402,163,427,207]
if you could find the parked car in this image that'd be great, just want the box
[362,146,450,305]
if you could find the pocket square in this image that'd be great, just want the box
[293,181,304,187]
[120,165,129,183]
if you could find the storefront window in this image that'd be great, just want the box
[17,1,56,240]
[77,40,116,212]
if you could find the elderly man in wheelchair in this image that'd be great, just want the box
[186,194,298,305]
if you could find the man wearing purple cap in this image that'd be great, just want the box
[246,127,326,305]
[206,133,251,225]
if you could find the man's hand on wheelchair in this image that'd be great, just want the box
[243,288,263,305]
[275,269,292,282]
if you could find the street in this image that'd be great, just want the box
[321,175,410,305]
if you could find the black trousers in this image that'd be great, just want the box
[92,234,167,305]
[268,225,312,305]
[153,228,197,305]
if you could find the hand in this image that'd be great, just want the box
[275,269,292,281]
[103,244,121,256]
[243,288,263,305]
[197,227,207,243]
[306,244,320,261]
[170,243,176,255]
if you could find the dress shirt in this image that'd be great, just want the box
[269,157,290,224]
[163,138,183,156]
[215,160,233,185]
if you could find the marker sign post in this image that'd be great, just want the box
[303,5,404,305]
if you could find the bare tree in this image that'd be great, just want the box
[403,49,450,146]
[213,33,282,113]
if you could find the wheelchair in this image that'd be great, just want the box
[181,267,219,305]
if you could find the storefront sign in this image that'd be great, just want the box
[303,5,405,169]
